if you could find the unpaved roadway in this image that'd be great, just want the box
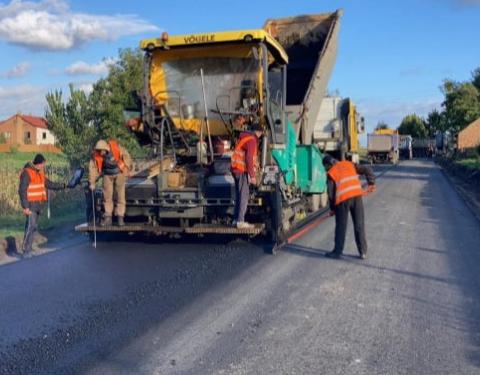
[1,160,479,375]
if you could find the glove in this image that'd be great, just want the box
[366,185,376,194]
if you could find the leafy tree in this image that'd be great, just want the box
[89,48,144,157]
[441,80,480,135]
[45,48,146,166]
[426,109,446,137]
[45,85,96,167]
[375,121,389,130]
[398,114,428,138]
[472,67,480,93]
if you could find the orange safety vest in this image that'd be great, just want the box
[93,140,128,173]
[24,167,47,202]
[231,135,257,173]
[327,160,363,205]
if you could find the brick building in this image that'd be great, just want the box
[0,113,61,153]
[458,117,480,152]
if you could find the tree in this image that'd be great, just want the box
[375,121,389,130]
[472,67,480,93]
[45,48,145,166]
[426,109,446,137]
[398,114,428,138]
[45,85,96,167]
[441,80,480,135]
[89,48,144,156]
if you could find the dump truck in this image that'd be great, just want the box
[367,133,399,164]
[312,96,365,163]
[412,138,435,158]
[399,135,413,160]
[76,10,343,245]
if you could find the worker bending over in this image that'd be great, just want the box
[89,139,132,227]
[323,155,376,259]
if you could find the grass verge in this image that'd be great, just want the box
[455,158,480,170]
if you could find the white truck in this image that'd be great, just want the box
[367,133,399,164]
[312,96,365,163]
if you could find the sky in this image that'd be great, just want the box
[0,0,479,137]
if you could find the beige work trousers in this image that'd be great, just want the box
[103,173,126,217]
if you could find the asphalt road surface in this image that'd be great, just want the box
[1,160,479,375]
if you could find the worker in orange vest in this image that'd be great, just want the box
[231,123,263,229]
[88,139,132,227]
[323,155,376,259]
[18,154,68,258]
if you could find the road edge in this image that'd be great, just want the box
[440,166,480,223]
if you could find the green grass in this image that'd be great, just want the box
[0,152,84,237]
[0,202,85,238]
[455,158,480,170]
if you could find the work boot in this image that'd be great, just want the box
[117,216,125,227]
[22,251,33,259]
[325,250,341,259]
[101,216,112,227]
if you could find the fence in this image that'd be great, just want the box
[0,162,83,217]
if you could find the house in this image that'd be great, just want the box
[0,113,61,153]
[458,117,480,153]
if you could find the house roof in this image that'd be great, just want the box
[0,114,48,129]
[20,115,48,129]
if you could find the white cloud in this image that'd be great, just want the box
[71,81,94,94]
[65,58,116,76]
[2,61,30,78]
[0,84,45,118]
[356,96,443,132]
[0,0,159,51]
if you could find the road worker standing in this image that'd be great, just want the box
[88,139,132,227]
[18,154,67,258]
[323,155,376,259]
[231,123,263,229]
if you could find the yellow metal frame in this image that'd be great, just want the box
[140,29,289,64]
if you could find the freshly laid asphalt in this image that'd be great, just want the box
[1,160,479,375]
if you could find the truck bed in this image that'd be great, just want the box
[264,10,342,144]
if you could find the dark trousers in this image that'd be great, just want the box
[334,196,367,255]
[233,173,249,222]
[22,211,40,253]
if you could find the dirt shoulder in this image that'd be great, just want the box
[437,157,480,222]
[0,219,84,265]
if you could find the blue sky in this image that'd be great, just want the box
[0,0,479,137]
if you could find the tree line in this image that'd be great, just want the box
[378,68,480,139]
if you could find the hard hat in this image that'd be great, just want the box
[95,140,109,151]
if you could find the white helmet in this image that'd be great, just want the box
[95,139,109,151]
